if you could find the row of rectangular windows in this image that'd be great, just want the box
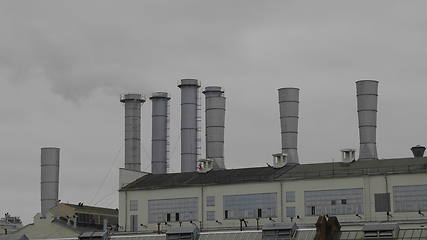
[129,185,427,221]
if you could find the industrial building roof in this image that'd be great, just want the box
[50,203,118,217]
[120,157,427,191]
[63,203,118,216]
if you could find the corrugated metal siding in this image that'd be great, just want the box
[98,229,427,240]
[398,228,427,239]
[294,229,316,240]
[337,231,363,240]
[199,231,262,240]
[111,234,166,240]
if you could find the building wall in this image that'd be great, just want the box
[203,182,281,229]
[120,187,201,232]
[118,172,427,232]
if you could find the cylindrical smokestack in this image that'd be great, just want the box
[120,93,145,171]
[150,92,171,174]
[411,145,426,158]
[356,80,378,160]
[178,79,201,172]
[41,147,60,217]
[278,88,300,164]
[203,86,226,169]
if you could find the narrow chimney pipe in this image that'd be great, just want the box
[41,147,60,217]
[203,86,226,169]
[178,79,201,172]
[278,88,300,164]
[120,93,145,171]
[150,92,170,174]
[356,80,378,160]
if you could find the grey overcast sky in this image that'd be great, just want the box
[1,0,427,224]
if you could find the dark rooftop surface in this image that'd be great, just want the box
[121,157,427,191]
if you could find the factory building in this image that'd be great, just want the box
[15,204,118,239]
[118,156,427,232]
[18,79,426,240]
[116,79,427,237]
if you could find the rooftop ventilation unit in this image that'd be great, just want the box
[262,222,297,240]
[362,223,399,240]
[196,159,215,173]
[166,226,200,240]
[120,93,146,171]
[271,153,288,168]
[341,149,356,163]
[411,145,426,158]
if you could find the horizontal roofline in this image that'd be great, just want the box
[120,157,427,191]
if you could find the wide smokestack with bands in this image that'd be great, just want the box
[356,80,378,160]
[41,147,60,217]
[150,92,170,174]
[278,88,299,164]
[203,86,226,169]
[178,79,201,172]
[120,93,145,171]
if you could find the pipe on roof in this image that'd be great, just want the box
[120,93,145,171]
[150,92,171,174]
[356,80,378,160]
[41,147,60,217]
[203,86,226,169]
[178,79,201,172]
[278,88,300,164]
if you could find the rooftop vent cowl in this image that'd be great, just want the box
[411,145,426,158]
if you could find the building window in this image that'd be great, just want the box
[393,185,427,212]
[207,211,215,221]
[175,213,180,222]
[206,196,215,206]
[130,215,138,232]
[224,210,229,219]
[304,188,363,216]
[129,200,138,211]
[375,193,390,212]
[223,193,277,219]
[286,191,296,202]
[148,197,198,223]
[286,207,296,217]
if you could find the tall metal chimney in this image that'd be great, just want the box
[120,93,145,171]
[278,88,300,164]
[41,147,60,217]
[178,79,201,172]
[203,86,226,169]
[150,92,170,174]
[356,80,378,160]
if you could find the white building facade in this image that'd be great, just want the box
[118,157,427,233]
